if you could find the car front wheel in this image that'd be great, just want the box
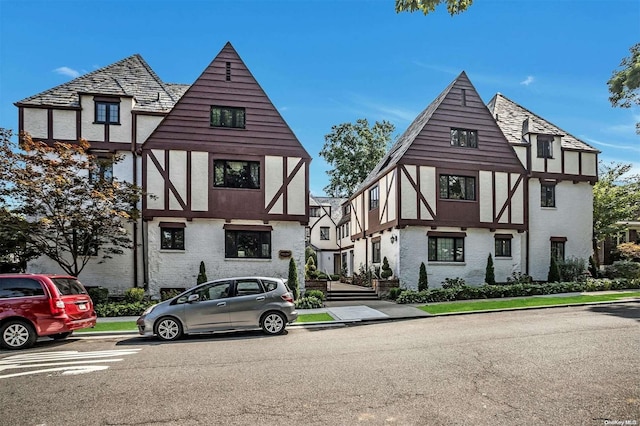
[155,317,183,341]
[261,312,286,335]
[1,320,37,350]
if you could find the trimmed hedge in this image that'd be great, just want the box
[396,278,640,304]
[94,301,156,317]
[295,296,323,309]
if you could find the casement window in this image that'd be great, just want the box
[439,175,476,200]
[541,183,556,207]
[225,230,271,259]
[551,239,566,262]
[210,106,245,128]
[343,204,351,215]
[89,156,114,184]
[537,137,553,158]
[320,227,330,240]
[372,239,381,263]
[160,224,185,250]
[344,222,350,237]
[450,128,478,148]
[214,160,260,189]
[495,235,512,257]
[428,236,465,262]
[369,186,379,210]
[309,207,321,217]
[95,101,120,124]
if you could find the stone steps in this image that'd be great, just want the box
[326,289,379,301]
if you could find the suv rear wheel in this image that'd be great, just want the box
[1,320,37,350]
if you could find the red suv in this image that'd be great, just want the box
[0,274,97,350]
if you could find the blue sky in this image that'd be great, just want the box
[1,0,638,195]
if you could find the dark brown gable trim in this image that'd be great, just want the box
[400,165,436,219]
[147,150,187,210]
[494,233,513,239]
[550,236,567,242]
[159,222,186,228]
[223,224,273,232]
[265,158,305,214]
[93,96,122,103]
[427,231,466,238]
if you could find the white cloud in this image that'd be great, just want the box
[53,66,80,78]
[585,137,640,153]
[520,76,535,86]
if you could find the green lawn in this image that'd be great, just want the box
[419,292,640,315]
[296,313,334,323]
[78,313,334,333]
[76,321,138,333]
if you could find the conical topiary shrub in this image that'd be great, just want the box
[380,257,393,279]
[548,256,561,283]
[288,258,300,300]
[197,261,207,284]
[485,254,496,285]
[418,262,428,291]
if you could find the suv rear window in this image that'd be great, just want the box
[51,278,88,295]
[0,278,45,298]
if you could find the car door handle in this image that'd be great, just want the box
[217,302,226,307]
[256,296,265,301]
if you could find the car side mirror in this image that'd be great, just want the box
[176,296,188,304]
[188,294,200,303]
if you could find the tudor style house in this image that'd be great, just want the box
[343,72,598,287]
[307,196,347,275]
[15,43,310,296]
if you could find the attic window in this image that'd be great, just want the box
[211,106,245,128]
[451,128,478,148]
[461,89,467,106]
[225,62,231,81]
[95,100,120,124]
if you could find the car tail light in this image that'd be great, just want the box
[50,298,66,316]
[281,293,294,304]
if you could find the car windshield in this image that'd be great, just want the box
[51,278,88,295]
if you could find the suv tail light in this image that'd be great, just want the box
[281,293,294,304]
[50,298,66,316]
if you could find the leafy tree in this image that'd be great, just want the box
[319,119,395,197]
[485,254,495,285]
[197,261,208,284]
[608,43,640,134]
[380,256,393,279]
[0,208,39,272]
[288,258,300,300]
[418,262,428,291]
[548,256,561,283]
[617,242,640,261]
[0,129,142,276]
[593,162,640,263]
[395,0,473,16]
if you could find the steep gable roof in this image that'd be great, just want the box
[143,42,310,159]
[15,54,182,113]
[487,93,599,152]
[355,72,524,195]
[310,196,347,223]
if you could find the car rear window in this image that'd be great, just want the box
[262,280,279,292]
[0,278,45,298]
[51,278,88,295]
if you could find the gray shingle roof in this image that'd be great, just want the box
[310,195,347,224]
[487,93,599,152]
[16,54,187,113]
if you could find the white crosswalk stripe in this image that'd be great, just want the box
[0,349,141,379]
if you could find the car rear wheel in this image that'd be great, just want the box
[155,317,183,341]
[50,332,73,340]
[261,312,286,335]
[1,320,37,350]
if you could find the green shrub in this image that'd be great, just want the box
[197,261,208,285]
[87,287,109,305]
[418,262,428,291]
[558,257,586,282]
[304,289,325,301]
[161,289,181,301]
[305,246,318,265]
[387,287,403,300]
[485,254,495,286]
[124,287,145,303]
[330,274,340,281]
[603,261,640,279]
[506,272,533,285]
[94,301,156,317]
[305,256,318,280]
[288,258,300,300]
[352,264,373,287]
[316,272,329,280]
[381,257,393,279]
[548,257,561,283]
[442,277,465,289]
[588,255,599,278]
[295,296,323,309]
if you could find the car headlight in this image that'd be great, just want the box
[141,305,156,316]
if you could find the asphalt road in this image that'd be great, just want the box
[1,303,638,426]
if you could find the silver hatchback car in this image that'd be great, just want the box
[137,277,297,341]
